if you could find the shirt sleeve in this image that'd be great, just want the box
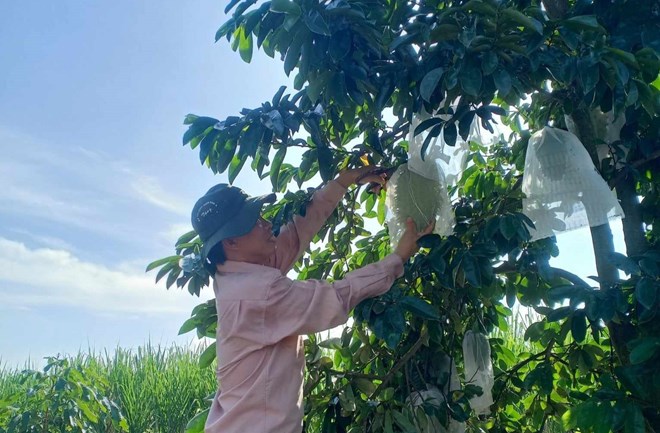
[263,253,404,343]
[272,180,347,273]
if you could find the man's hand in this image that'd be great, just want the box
[395,218,435,262]
[336,166,388,190]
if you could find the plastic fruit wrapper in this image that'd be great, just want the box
[406,353,465,433]
[386,117,455,248]
[522,127,624,241]
[462,331,494,415]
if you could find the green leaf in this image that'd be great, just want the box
[420,68,444,102]
[460,65,482,96]
[390,33,416,51]
[377,193,386,225]
[215,18,237,42]
[443,123,457,147]
[499,215,517,240]
[605,47,640,69]
[493,69,512,96]
[306,71,330,103]
[179,317,198,335]
[400,296,440,320]
[146,256,179,272]
[417,234,441,248]
[270,0,301,16]
[609,252,640,275]
[548,285,586,301]
[421,124,442,160]
[639,257,660,277]
[272,86,287,106]
[177,230,198,245]
[629,338,659,364]
[461,253,481,287]
[329,31,351,62]
[77,401,99,423]
[155,262,176,284]
[562,15,602,32]
[353,378,377,395]
[238,27,253,63]
[317,145,334,182]
[304,10,331,35]
[431,23,460,41]
[635,277,657,309]
[284,34,304,76]
[524,361,554,394]
[506,283,517,308]
[224,0,241,14]
[482,51,498,75]
[546,306,572,322]
[624,403,645,433]
[578,56,599,93]
[392,410,416,431]
[199,129,220,164]
[571,310,587,343]
[217,144,236,173]
[463,0,497,16]
[413,117,443,136]
[270,147,287,190]
[185,409,210,433]
[458,111,475,141]
[500,8,543,34]
[199,342,217,368]
[183,117,218,145]
[228,154,248,184]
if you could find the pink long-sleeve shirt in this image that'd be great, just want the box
[204,180,404,433]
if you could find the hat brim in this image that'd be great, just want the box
[201,192,277,260]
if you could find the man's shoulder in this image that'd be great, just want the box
[215,269,282,301]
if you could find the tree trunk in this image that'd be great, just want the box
[568,108,631,364]
[616,175,648,257]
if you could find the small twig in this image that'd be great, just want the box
[326,370,384,381]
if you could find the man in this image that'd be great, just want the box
[191,166,433,433]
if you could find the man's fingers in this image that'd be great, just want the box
[359,174,386,185]
[420,220,435,235]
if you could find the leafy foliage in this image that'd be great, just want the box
[149,0,660,431]
[0,357,127,433]
[0,345,217,433]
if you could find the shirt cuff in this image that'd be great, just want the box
[383,253,405,279]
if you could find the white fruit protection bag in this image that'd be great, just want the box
[462,331,494,415]
[522,127,624,241]
[386,114,457,247]
[406,353,466,433]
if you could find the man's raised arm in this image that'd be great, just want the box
[271,167,386,273]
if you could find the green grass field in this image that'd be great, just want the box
[0,343,216,433]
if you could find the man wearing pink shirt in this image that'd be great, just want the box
[191,167,433,433]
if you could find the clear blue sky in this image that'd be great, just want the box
[0,1,624,368]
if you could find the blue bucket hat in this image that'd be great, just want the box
[191,184,277,260]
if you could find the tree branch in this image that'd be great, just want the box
[369,329,427,400]
[494,264,592,288]
[327,370,384,381]
[608,149,660,188]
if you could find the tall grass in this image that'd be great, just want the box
[0,342,216,433]
[490,305,539,354]
[98,343,216,433]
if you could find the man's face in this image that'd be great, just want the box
[224,216,277,264]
